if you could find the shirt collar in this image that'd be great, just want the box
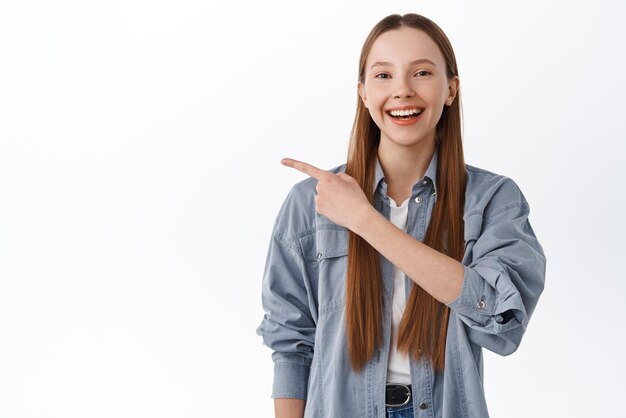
[373,145,439,196]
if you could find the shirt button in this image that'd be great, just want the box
[477,300,486,309]
[419,402,428,410]
[414,196,423,203]
[316,252,323,261]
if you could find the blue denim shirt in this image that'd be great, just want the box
[256,147,547,418]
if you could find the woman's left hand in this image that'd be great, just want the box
[281,158,374,232]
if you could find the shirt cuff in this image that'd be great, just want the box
[271,357,311,399]
[447,265,496,323]
[447,265,525,332]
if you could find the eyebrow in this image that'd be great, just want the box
[369,58,437,70]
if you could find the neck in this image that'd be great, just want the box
[377,137,436,203]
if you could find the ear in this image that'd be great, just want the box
[446,76,460,106]
[358,82,368,108]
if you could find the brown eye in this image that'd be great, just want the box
[375,73,390,79]
[414,71,431,77]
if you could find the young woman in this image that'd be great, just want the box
[256,13,546,418]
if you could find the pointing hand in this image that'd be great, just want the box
[281,158,374,232]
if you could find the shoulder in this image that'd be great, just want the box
[272,162,347,242]
[464,164,529,220]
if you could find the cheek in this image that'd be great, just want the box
[421,83,446,102]
[368,103,386,122]
[414,78,446,97]
[367,94,386,113]
[364,85,386,105]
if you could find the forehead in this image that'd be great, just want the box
[366,27,445,67]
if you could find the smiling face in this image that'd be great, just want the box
[358,27,459,150]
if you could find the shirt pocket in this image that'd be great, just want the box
[301,228,349,316]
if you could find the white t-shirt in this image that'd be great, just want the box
[386,196,412,385]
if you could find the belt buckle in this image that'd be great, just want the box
[385,384,411,407]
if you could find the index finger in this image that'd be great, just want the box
[281,158,329,181]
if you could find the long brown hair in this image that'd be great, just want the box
[345,13,467,372]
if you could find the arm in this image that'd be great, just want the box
[356,182,545,354]
[353,207,464,304]
[444,198,546,354]
[275,398,305,418]
[280,156,464,303]
[279,158,546,355]
[256,188,315,403]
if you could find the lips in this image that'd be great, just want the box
[385,107,424,126]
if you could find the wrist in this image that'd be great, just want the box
[351,204,381,237]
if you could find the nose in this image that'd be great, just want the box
[392,77,416,99]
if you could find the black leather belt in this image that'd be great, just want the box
[385,384,412,407]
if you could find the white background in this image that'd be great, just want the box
[1,0,625,416]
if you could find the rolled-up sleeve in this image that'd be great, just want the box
[447,187,546,355]
[256,189,316,399]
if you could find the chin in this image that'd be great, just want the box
[384,132,433,148]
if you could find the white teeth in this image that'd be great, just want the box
[389,109,422,117]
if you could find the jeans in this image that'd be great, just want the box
[386,402,414,418]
